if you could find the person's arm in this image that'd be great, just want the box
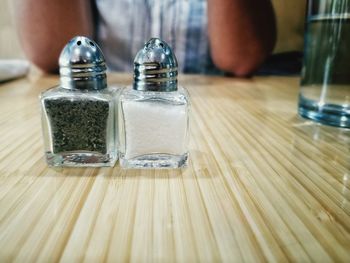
[208,0,276,76]
[13,0,93,73]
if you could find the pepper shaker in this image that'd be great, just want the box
[40,36,117,166]
[118,38,190,168]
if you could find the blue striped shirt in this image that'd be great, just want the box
[95,0,219,74]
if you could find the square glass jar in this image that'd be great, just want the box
[40,86,118,167]
[118,86,190,168]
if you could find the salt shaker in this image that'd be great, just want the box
[118,38,190,168]
[40,36,117,166]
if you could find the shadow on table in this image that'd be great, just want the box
[291,116,350,145]
[290,116,349,193]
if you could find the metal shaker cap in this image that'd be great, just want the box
[134,38,178,92]
[59,36,107,90]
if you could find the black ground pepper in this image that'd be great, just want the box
[44,98,110,154]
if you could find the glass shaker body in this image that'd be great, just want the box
[40,86,117,166]
[119,86,190,168]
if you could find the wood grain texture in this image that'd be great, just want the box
[0,73,349,262]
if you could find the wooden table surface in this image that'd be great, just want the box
[0,73,349,262]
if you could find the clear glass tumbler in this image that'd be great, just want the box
[299,0,350,128]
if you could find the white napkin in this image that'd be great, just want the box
[0,59,30,82]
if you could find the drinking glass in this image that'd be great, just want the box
[299,0,350,128]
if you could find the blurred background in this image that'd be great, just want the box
[0,0,306,65]
[0,1,24,59]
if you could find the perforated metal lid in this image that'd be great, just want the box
[59,36,107,90]
[134,38,178,92]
